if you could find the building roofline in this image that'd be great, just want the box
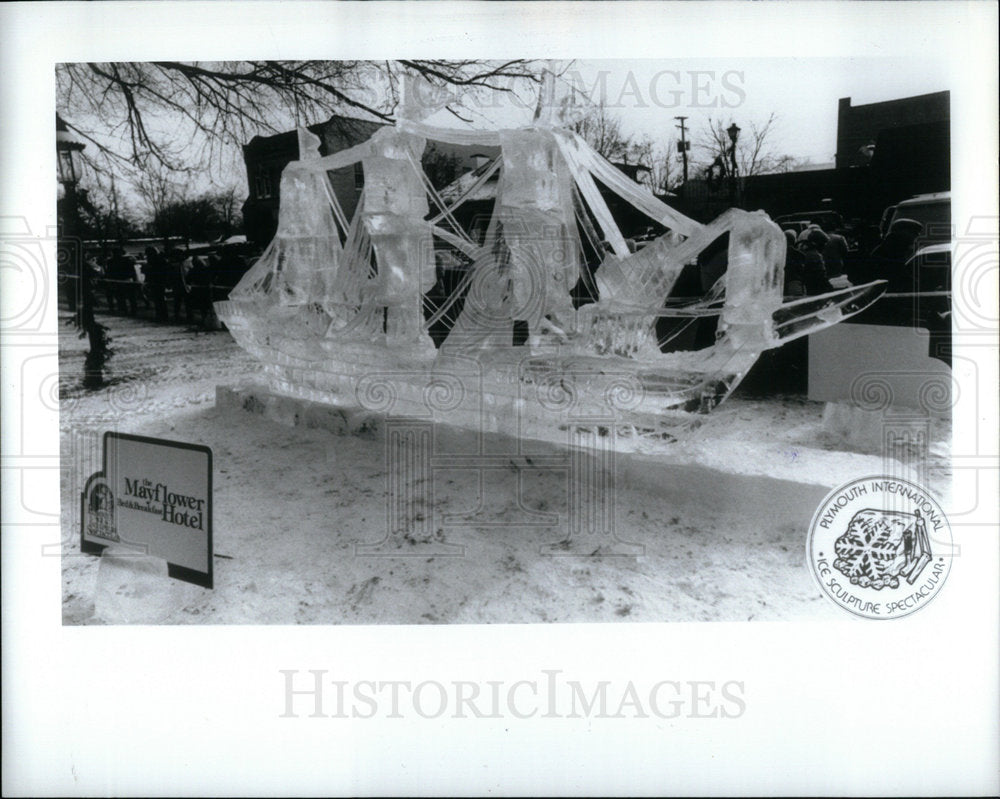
[838,90,950,111]
[243,113,386,151]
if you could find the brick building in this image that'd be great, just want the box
[835,91,950,169]
[675,90,951,223]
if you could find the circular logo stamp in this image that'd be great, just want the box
[807,476,952,619]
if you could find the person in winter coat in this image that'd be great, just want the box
[870,218,922,293]
[783,229,806,297]
[821,226,850,280]
[107,247,138,315]
[185,255,214,327]
[797,227,834,296]
[142,246,169,322]
[165,248,192,322]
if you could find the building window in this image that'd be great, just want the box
[255,167,275,199]
[354,162,364,191]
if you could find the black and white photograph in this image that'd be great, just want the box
[3,2,998,796]
[55,55,956,626]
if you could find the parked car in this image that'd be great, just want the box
[773,210,845,233]
[908,241,951,289]
[775,219,811,237]
[910,242,951,365]
[850,241,951,365]
[884,191,951,245]
[878,204,898,239]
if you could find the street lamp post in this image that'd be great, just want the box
[675,115,690,186]
[57,114,86,311]
[727,122,741,208]
[57,114,108,386]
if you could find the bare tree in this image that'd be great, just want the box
[210,184,243,236]
[69,172,143,245]
[769,153,812,173]
[698,112,789,178]
[153,193,240,245]
[421,143,465,190]
[571,99,635,162]
[570,99,676,192]
[57,60,543,176]
[628,135,677,195]
[134,162,185,244]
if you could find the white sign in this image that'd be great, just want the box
[81,432,213,588]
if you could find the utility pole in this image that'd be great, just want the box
[675,116,689,185]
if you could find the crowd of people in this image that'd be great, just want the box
[782,215,926,298]
[76,242,258,327]
[776,213,949,364]
[71,214,931,338]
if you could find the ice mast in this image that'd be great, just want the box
[216,67,887,439]
[396,72,587,349]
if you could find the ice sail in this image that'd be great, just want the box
[216,70,886,442]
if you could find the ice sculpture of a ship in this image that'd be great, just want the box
[216,75,885,446]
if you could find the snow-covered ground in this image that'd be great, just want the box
[59,309,951,625]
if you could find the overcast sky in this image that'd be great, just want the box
[573,57,951,164]
[253,56,953,193]
[67,55,953,213]
[434,57,953,167]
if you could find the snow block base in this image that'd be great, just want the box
[94,546,177,624]
[216,383,870,544]
[821,401,886,452]
[217,383,381,436]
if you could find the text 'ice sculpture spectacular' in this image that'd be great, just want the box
[216,75,885,447]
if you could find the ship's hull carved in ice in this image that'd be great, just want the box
[216,75,885,448]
